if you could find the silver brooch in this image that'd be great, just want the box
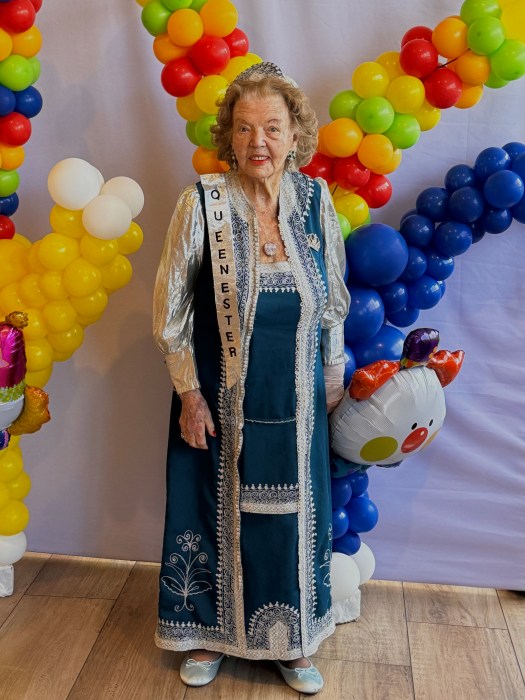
[306,233,320,251]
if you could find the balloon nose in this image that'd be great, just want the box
[401,427,428,453]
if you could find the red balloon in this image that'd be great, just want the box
[400,39,439,79]
[28,0,42,12]
[424,68,463,109]
[401,25,433,47]
[300,152,335,182]
[190,36,230,76]
[0,215,15,240]
[333,155,370,190]
[0,112,31,146]
[0,0,35,33]
[161,58,201,98]
[356,173,393,208]
[224,28,249,58]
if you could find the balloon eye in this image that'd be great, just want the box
[411,422,417,430]
[429,418,434,426]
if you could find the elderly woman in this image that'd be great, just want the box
[153,62,349,694]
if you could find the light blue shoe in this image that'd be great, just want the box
[179,652,225,686]
[274,659,324,694]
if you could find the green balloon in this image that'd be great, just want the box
[190,0,208,10]
[161,0,192,9]
[329,90,362,121]
[384,114,421,150]
[485,70,508,88]
[0,56,33,92]
[460,0,501,26]
[490,39,525,82]
[195,115,217,150]
[141,1,171,37]
[0,170,20,198]
[337,213,352,240]
[28,57,41,84]
[467,17,506,55]
[186,121,200,147]
[356,97,395,134]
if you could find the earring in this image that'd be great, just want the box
[230,152,238,169]
[286,150,296,161]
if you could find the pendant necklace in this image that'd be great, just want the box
[263,242,278,257]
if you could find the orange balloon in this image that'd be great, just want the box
[455,83,483,108]
[454,50,491,85]
[167,9,203,47]
[200,0,238,38]
[316,125,333,157]
[10,25,42,58]
[432,17,468,59]
[192,146,223,174]
[0,145,24,170]
[357,134,394,171]
[153,33,188,64]
[0,28,12,62]
[176,93,205,121]
[323,118,363,158]
[373,148,403,175]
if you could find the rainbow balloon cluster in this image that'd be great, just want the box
[0,0,43,241]
[139,0,262,174]
[0,158,144,543]
[302,0,525,235]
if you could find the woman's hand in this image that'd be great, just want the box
[179,389,216,450]
[323,362,345,413]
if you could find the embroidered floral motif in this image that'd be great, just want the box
[306,233,321,251]
[161,531,213,612]
[260,268,297,294]
[240,483,299,514]
[320,525,332,588]
[247,602,301,652]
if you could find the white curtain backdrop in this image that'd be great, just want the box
[17,0,525,589]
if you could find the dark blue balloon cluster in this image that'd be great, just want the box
[341,142,525,381]
[330,457,378,557]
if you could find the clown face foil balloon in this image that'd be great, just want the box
[0,312,28,432]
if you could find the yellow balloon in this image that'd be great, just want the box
[176,93,205,122]
[0,239,29,286]
[8,435,20,448]
[63,258,102,297]
[0,282,24,313]
[22,308,48,341]
[334,193,370,227]
[10,25,43,58]
[38,233,81,271]
[20,272,47,309]
[12,233,31,249]
[386,76,425,114]
[194,75,228,115]
[376,51,405,80]
[24,338,53,372]
[0,145,25,170]
[323,118,363,158]
[27,240,48,274]
[80,234,119,266]
[47,323,84,354]
[0,482,9,510]
[352,61,390,98]
[42,300,78,333]
[0,28,12,62]
[117,222,144,255]
[221,55,254,83]
[244,53,262,65]
[374,148,403,175]
[200,0,238,37]
[39,270,68,300]
[0,500,29,536]
[502,2,525,42]
[455,83,483,109]
[49,205,87,238]
[6,470,31,501]
[357,134,394,171]
[414,100,442,131]
[167,9,203,47]
[76,312,103,328]
[70,287,109,317]
[135,0,148,5]
[101,255,133,290]
[25,365,52,388]
[0,447,23,482]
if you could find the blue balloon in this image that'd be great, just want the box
[344,286,385,344]
[332,507,350,539]
[351,323,405,368]
[386,304,420,327]
[343,345,356,388]
[345,495,379,533]
[0,193,19,216]
[416,187,449,222]
[399,214,434,247]
[433,221,473,256]
[343,257,350,284]
[448,186,485,223]
[512,153,525,182]
[331,476,353,508]
[474,147,511,182]
[480,206,513,233]
[345,223,408,287]
[503,141,525,162]
[444,164,477,192]
[333,530,361,556]
[400,246,427,282]
[378,281,408,314]
[483,170,524,209]
[399,207,417,225]
[437,280,446,298]
[407,275,442,310]
[470,220,486,243]
[425,249,454,280]
[0,85,15,116]
[347,471,369,496]
[511,196,525,224]
[14,86,43,119]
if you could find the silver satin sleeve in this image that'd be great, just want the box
[317,177,351,366]
[153,185,205,394]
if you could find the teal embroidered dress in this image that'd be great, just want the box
[153,171,349,660]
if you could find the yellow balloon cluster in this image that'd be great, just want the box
[0,435,30,536]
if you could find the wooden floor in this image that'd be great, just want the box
[0,554,524,699]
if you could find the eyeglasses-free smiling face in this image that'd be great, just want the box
[231,94,297,185]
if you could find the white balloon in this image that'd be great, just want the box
[101,176,144,218]
[82,194,133,240]
[351,542,376,585]
[0,532,27,566]
[0,397,24,431]
[47,158,102,210]
[93,167,105,188]
[330,552,361,602]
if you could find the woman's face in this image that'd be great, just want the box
[231,94,297,184]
